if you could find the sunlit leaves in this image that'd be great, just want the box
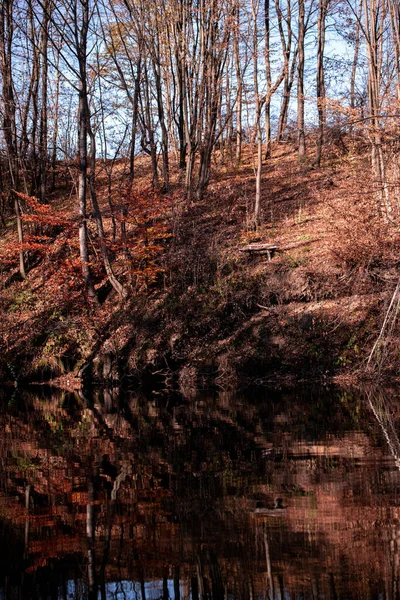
[2,185,174,304]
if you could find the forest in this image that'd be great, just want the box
[3,3,400,594]
[1,0,400,388]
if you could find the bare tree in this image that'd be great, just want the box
[38,0,51,201]
[251,0,264,227]
[276,0,298,142]
[233,1,243,164]
[297,0,306,159]
[75,0,97,299]
[315,0,329,167]
[350,0,363,111]
[388,0,400,100]
[0,0,26,278]
[362,0,392,218]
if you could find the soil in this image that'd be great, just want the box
[1,140,398,390]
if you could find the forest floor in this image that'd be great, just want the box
[1,139,399,391]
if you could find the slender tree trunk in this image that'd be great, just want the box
[29,2,40,195]
[350,0,363,111]
[51,50,60,191]
[50,58,60,191]
[177,66,187,175]
[276,48,297,141]
[225,51,234,161]
[174,2,187,176]
[252,0,263,228]
[20,39,37,161]
[77,0,97,300]
[196,0,231,201]
[297,0,306,160]
[183,44,195,199]
[363,0,391,218]
[0,0,25,278]
[143,62,159,188]
[275,0,297,142]
[153,59,170,192]
[14,194,26,278]
[315,0,328,167]
[39,0,50,201]
[255,113,263,228]
[388,0,400,100]
[234,4,242,165]
[78,90,96,299]
[265,0,272,159]
[86,105,126,298]
[129,57,141,183]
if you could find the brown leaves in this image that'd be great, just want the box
[116,185,174,287]
[14,191,70,228]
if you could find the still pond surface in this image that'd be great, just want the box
[1,386,400,599]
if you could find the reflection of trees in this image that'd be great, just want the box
[367,389,400,469]
[366,389,400,600]
[0,387,400,598]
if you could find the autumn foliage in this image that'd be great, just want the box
[1,184,174,302]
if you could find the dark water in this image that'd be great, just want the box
[1,386,400,599]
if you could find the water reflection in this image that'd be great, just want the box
[1,386,400,599]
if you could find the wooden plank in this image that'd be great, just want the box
[239,250,273,256]
[239,243,279,260]
[239,243,279,252]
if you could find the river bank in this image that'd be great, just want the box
[1,142,397,390]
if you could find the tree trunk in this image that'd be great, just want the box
[129,57,141,183]
[315,0,328,167]
[276,48,297,141]
[86,103,126,298]
[388,0,400,100]
[153,58,170,192]
[252,0,263,228]
[350,0,362,111]
[51,51,60,192]
[39,0,50,201]
[175,2,187,175]
[0,0,26,278]
[363,0,392,218]
[29,2,40,195]
[234,4,242,165]
[142,62,159,188]
[264,0,272,159]
[297,0,306,160]
[77,0,97,300]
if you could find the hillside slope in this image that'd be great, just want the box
[1,142,398,389]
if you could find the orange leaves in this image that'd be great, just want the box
[22,214,67,227]
[4,191,74,261]
[2,184,173,299]
[4,192,75,272]
[13,191,47,211]
[129,242,164,259]
[14,191,70,228]
[117,185,173,288]
[1,192,85,307]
